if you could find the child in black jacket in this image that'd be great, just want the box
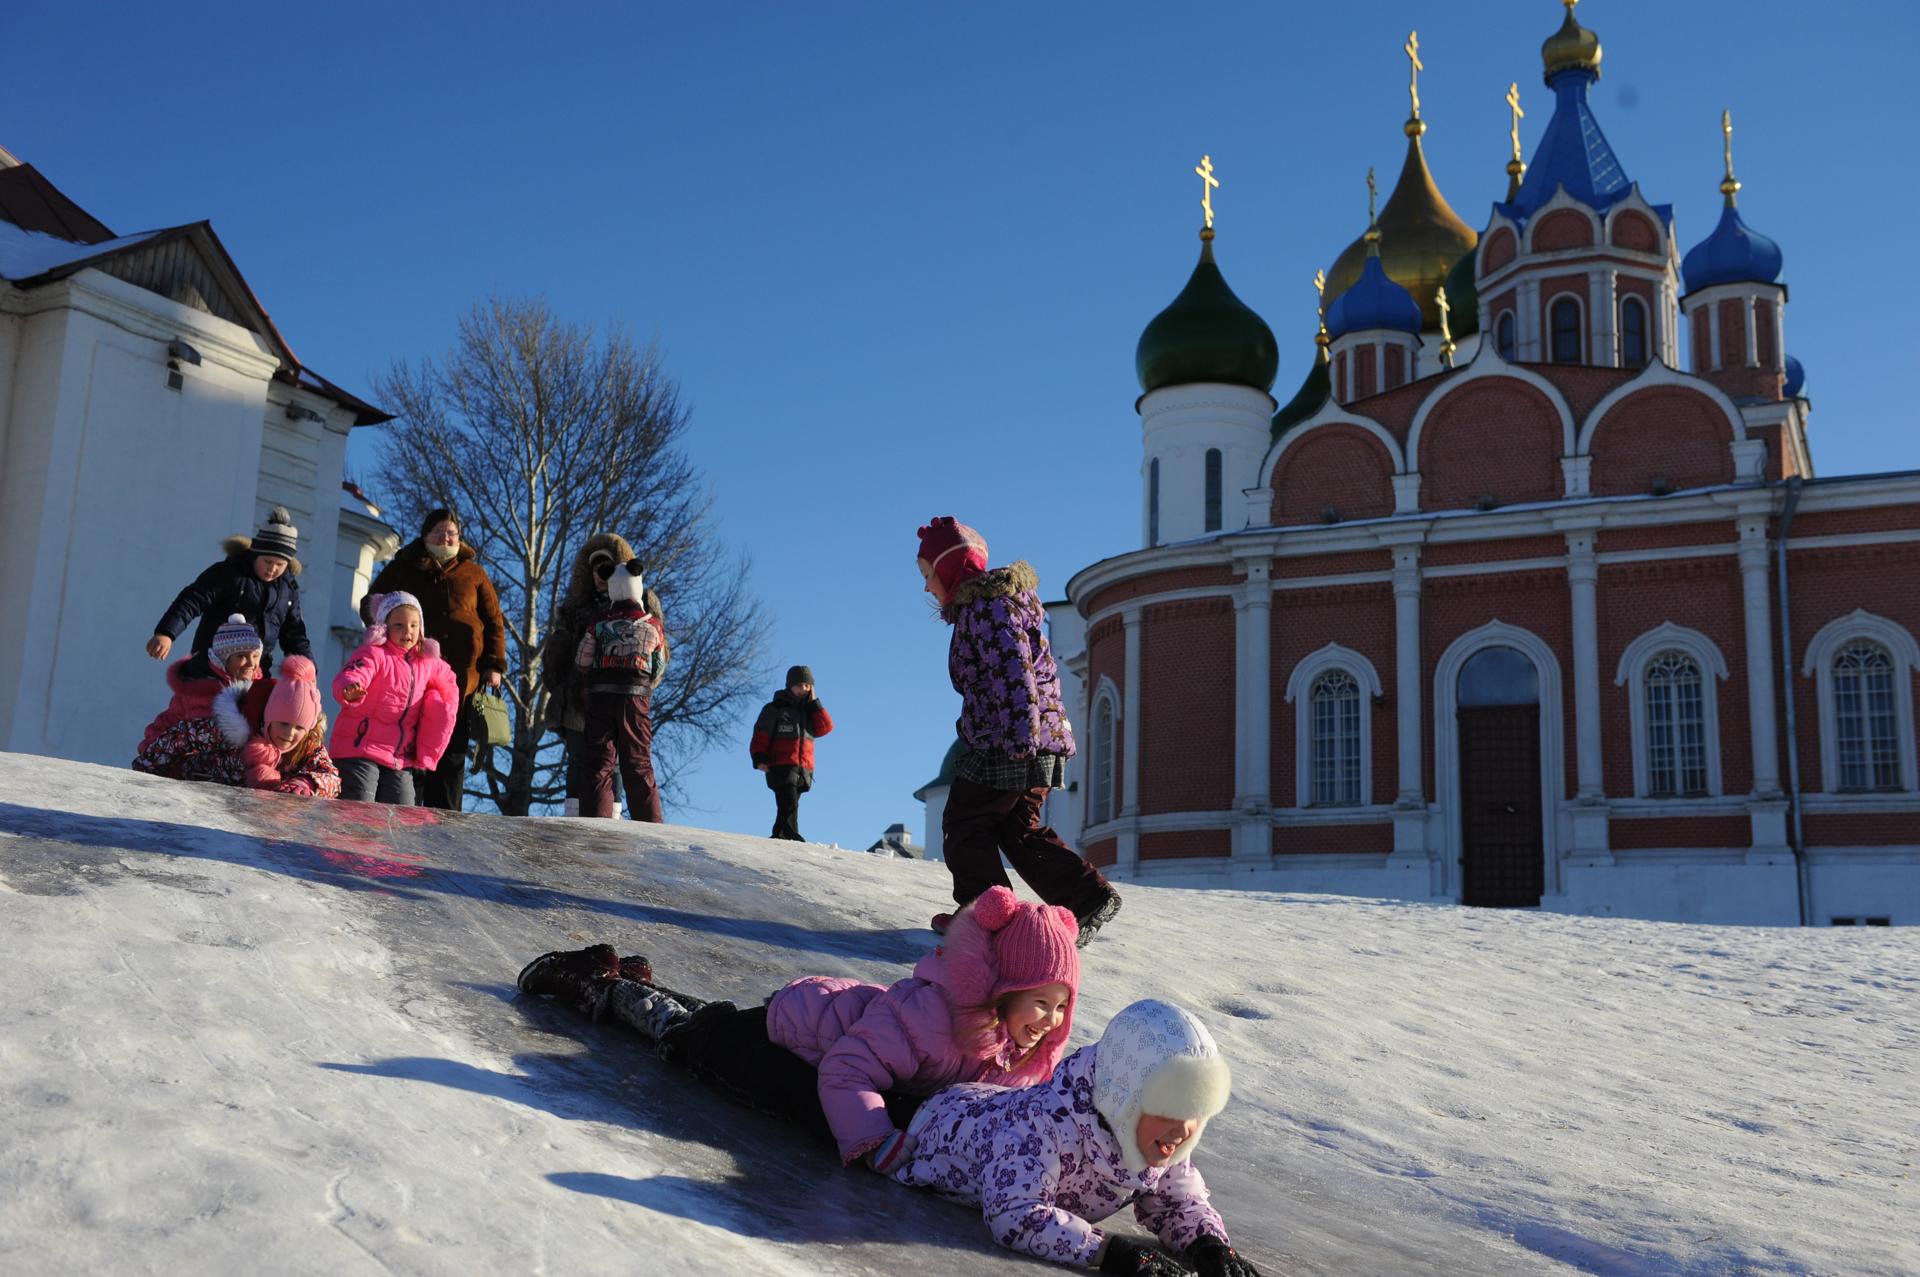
[147,507,310,675]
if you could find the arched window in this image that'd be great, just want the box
[1550,297,1582,364]
[1620,296,1649,367]
[1204,448,1223,532]
[1495,311,1516,361]
[1459,645,1539,706]
[1644,651,1707,796]
[1833,641,1901,791]
[1309,670,1362,805]
[1148,457,1160,547]
[1090,695,1116,823]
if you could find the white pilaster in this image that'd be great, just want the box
[1564,524,1611,856]
[1737,516,1783,797]
[1232,562,1273,863]
[1593,268,1619,367]
[1708,302,1722,371]
[1518,278,1543,362]
[1118,606,1143,874]
[1743,296,1759,367]
[1388,541,1428,861]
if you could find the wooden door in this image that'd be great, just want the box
[1458,705,1543,907]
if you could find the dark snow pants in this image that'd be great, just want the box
[661,1002,923,1146]
[766,765,808,841]
[419,701,472,811]
[582,693,661,821]
[942,779,1112,913]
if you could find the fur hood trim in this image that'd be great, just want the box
[211,681,258,749]
[221,534,303,576]
[947,560,1039,610]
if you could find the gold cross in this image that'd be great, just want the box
[1195,154,1219,230]
[1720,109,1741,203]
[1507,82,1525,163]
[1436,285,1456,367]
[1405,31,1423,120]
[1366,166,1378,225]
[1313,269,1327,315]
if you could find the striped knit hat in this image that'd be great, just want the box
[251,506,299,561]
[209,614,263,663]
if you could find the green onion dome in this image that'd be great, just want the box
[1136,232,1280,394]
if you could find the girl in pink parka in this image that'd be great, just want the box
[133,656,342,799]
[515,885,1080,1171]
[330,592,459,805]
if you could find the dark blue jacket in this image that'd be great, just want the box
[153,553,311,672]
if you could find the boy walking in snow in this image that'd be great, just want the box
[750,666,833,841]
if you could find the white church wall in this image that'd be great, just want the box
[1556,860,1800,926]
[1138,383,1272,545]
[258,392,356,661]
[1043,602,1086,852]
[920,783,948,863]
[0,307,19,463]
[1804,857,1920,927]
[0,271,279,765]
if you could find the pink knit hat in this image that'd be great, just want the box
[915,517,989,596]
[263,655,323,730]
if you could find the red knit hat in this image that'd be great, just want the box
[916,517,989,595]
[263,656,323,731]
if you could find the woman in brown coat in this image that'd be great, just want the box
[368,508,508,809]
[543,532,669,815]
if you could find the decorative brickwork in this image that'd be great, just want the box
[1138,598,1236,814]
[1789,508,1920,537]
[1272,549,1393,579]
[1610,816,1749,849]
[1533,363,1638,424]
[1611,211,1659,252]
[1589,386,1736,496]
[1754,301,1777,369]
[1139,829,1230,860]
[1481,228,1517,274]
[1272,823,1393,854]
[1597,522,1734,553]
[1804,813,1920,847]
[1419,380,1564,509]
[1271,426,1396,526]
[1534,208,1595,251]
[1386,344,1406,391]
[1355,343,1377,401]
[1423,537,1565,567]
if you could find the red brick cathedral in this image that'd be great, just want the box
[1061,4,1918,924]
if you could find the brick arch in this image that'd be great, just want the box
[1418,380,1564,509]
[1611,210,1659,252]
[1270,425,1396,526]
[1481,227,1517,275]
[1534,208,1595,251]
[1588,386,1736,495]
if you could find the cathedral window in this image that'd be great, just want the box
[1204,448,1223,532]
[1495,312,1516,361]
[1833,641,1901,791]
[1309,670,1363,806]
[1803,611,1920,795]
[1090,694,1117,823]
[1148,457,1160,547]
[1550,296,1583,363]
[1643,651,1707,796]
[1620,296,1649,367]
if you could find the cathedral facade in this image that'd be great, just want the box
[1060,5,1919,924]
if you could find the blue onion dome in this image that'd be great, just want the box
[1442,248,1479,340]
[1136,232,1280,394]
[1325,246,1422,338]
[1783,354,1805,398]
[1681,199,1783,293]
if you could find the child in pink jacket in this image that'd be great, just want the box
[133,656,341,799]
[516,885,1080,1170]
[137,614,263,753]
[330,592,459,805]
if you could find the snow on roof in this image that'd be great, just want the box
[0,219,160,282]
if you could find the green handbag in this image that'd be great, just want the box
[469,688,511,748]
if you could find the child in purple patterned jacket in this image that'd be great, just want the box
[917,516,1122,944]
[888,999,1263,1277]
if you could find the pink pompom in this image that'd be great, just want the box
[1046,904,1081,940]
[972,885,1019,932]
[278,655,317,683]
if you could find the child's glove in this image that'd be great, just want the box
[1098,1237,1191,1275]
[1186,1235,1261,1277]
[863,1128,914,1175]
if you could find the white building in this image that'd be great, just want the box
[0,150,392,764]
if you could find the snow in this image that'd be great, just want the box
[0,751,1913,1276]
[0,222,160,280]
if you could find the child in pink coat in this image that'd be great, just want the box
[133,656,342,799]
[137,614,263,753]
[330,592,460,805]
[516,885,1080,1170]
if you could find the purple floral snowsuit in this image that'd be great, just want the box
[890,1045,1229,1267]
[948,561,1075,760]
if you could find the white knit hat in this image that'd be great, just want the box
[1092,999,1233,1174]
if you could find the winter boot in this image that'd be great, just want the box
[517,944,620,1011]
[1073,887,1122,948]
[930,912,954,936]
[617,954,653,985]
[601,981,692,1043]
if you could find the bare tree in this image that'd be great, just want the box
[370,296,768,815]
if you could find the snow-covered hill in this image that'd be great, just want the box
[0,753,1913,1276]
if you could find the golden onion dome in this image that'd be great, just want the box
[1541,0,1602,81]
[1324,122,1478,332]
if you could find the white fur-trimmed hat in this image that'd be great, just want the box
[1092,999,1233,1174]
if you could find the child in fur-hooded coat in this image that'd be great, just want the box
[148,507,311,674]
[132,656,341,798]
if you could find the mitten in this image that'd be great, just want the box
[863,1128,914,1175]
[241,738,283,790]
[1098,1237,1192,1276]
[277,778,315,797]
[1187,1234,1261,1277]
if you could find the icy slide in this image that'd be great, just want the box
[0,755,1913,1276]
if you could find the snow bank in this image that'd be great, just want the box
[0,752,1912,1275]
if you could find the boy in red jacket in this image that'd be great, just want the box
[749,665,833,841]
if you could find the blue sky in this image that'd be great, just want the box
[11,1,1917,849]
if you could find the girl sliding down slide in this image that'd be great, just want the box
[516,885,1079,1170]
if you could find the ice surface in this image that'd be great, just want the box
[0,751,1914,1275]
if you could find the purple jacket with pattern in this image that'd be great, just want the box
[890,1045,1229,1267]
[946,561,1074,761]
